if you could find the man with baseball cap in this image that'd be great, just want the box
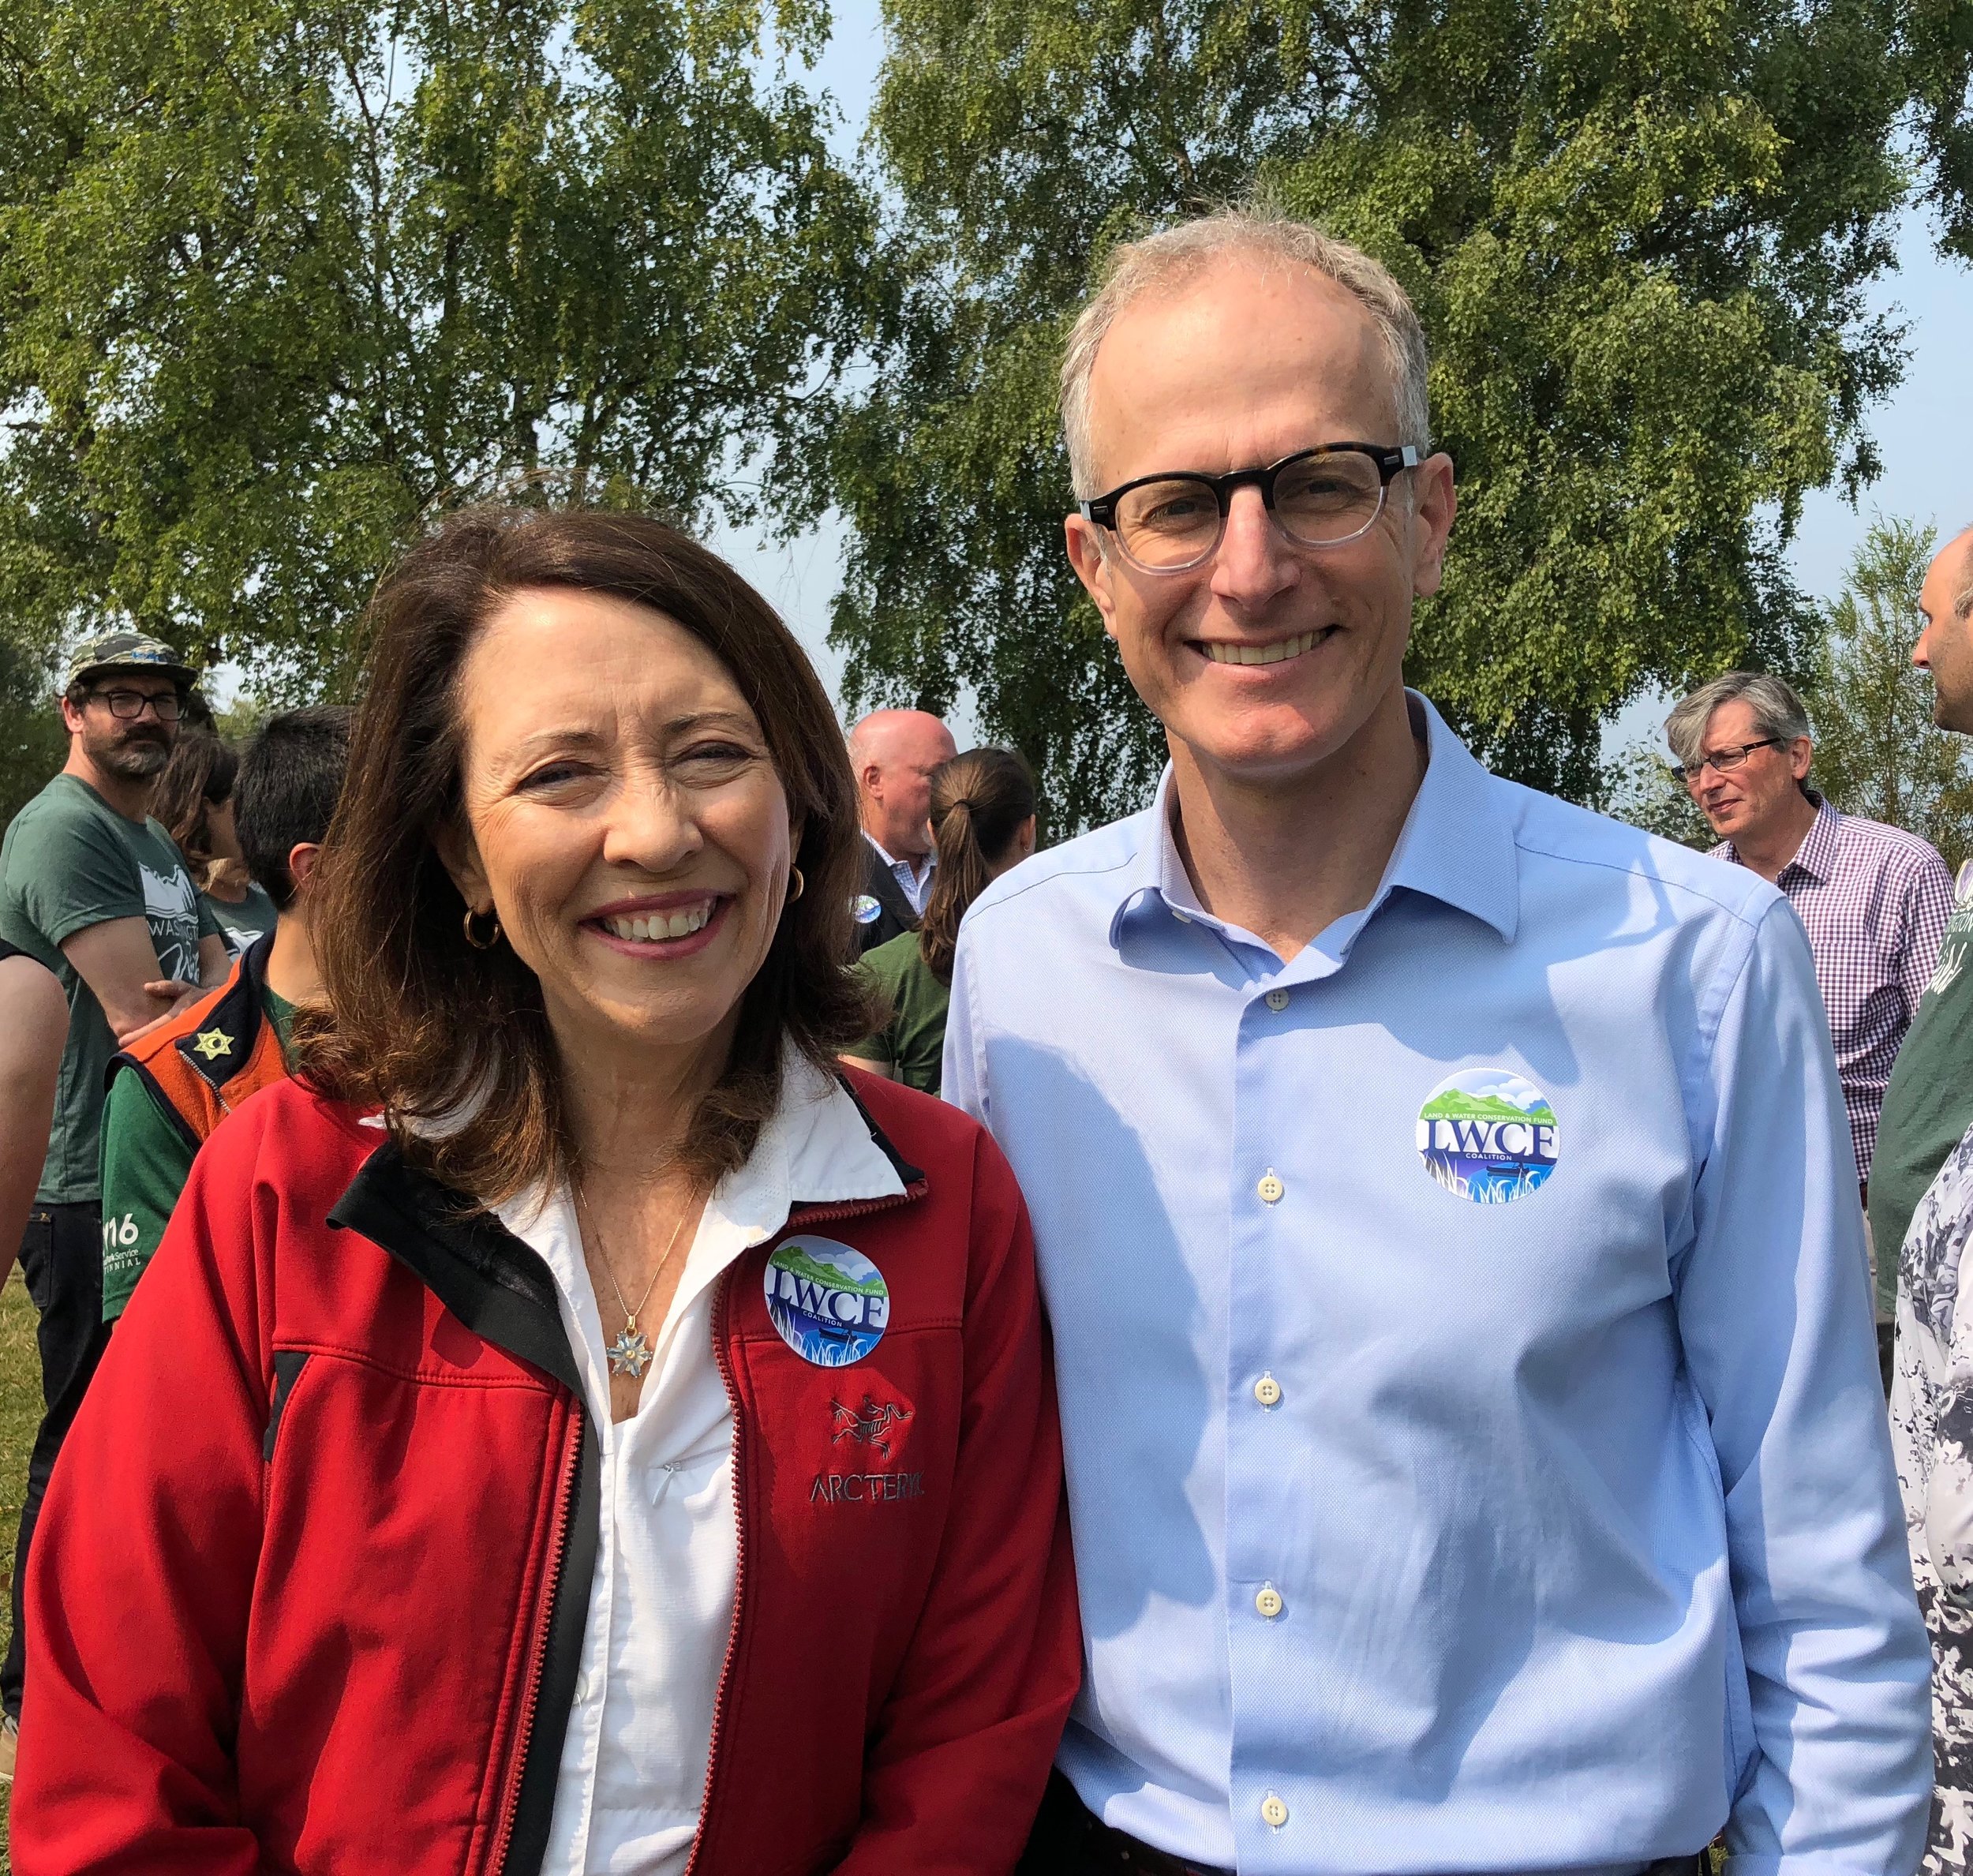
[0,628,226,1769]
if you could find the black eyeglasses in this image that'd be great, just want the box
[1079,442,1421,573]
[1672,738,1781,784]
[92,687,184,722]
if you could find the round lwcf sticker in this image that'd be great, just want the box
[764,1236,890,1366]
[852,893,883,926]
[1417,1069,1559,1204]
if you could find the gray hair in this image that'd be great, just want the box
[1952,523,1973,621]
[1664,672,1813,768]
[1058,210,1432,500]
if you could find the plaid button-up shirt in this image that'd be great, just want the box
[1713,797,1953,1181]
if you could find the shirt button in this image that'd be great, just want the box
[1261,1793,1289,1829]
[1265,987,1290,1011]
[1256,1583,1284,1619]
[1171,908,1192,924]
[1253,1373,1282,1407]
[1257,1171,1284,1204]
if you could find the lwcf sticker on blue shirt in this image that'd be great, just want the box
[1417,1069,1559,1204]
[765,1236,890,1365]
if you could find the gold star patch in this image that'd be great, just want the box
[190,1028,234,1062]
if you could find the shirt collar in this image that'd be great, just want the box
[494,1051,906,1396]
[1108,690,1519,951]
[864,831,934,881]
[498,1047,905,1245]
[1777,796,1841,885]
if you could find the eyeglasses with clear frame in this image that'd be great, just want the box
[1672,738,1782,786]
[90,687,184,723]
[1079,442,1421,574]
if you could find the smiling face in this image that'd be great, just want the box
[442,587,796,1074]
[1064,254,1456,792]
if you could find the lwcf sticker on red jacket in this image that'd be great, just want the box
[764,1236,890,1366]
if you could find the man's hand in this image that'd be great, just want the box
[115,981,206,1047]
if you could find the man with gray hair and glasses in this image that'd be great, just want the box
[1668,670,1952,1378]
[942,208,1930,1876]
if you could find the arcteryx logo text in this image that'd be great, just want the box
[810,1471,925,1506]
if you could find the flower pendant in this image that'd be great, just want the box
[607,1325,653,1379]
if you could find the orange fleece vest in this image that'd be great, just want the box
[109,932,289,1151]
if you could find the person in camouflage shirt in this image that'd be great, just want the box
[1892,1121,1973,1870]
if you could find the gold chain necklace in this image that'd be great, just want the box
[574,1182,691,1380]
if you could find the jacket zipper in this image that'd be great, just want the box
[489,1399,585,1876]
[684,1270,746,1876]
[683,1185,923,1872]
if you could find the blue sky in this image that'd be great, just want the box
[719,0,1973,757]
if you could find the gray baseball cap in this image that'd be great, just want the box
[63,630,198,692]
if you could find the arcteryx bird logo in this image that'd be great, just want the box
[832,1394,912,1460]
[1416,1068,1559,1204]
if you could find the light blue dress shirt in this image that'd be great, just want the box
[866,833,936,916]
[944,695,1930,1876]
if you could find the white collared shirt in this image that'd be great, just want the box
[500,1056,904,1876]
[865,832,936,916]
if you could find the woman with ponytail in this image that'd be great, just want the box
[847,747,1036,1096]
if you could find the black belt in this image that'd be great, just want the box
[1019,1770,1230,1875]
[1019,1770,1706,1876]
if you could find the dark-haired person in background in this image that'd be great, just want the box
[97,706,354,1323]
[153,718,280,958]
[0,628,226,1762]
[17,508,1076,1875]
[847,748,1036,1098]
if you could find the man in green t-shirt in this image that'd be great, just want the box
[99,706,350,1319]
[1872,527,1973,1364]
[0,628,227,1753]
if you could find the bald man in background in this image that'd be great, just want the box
[848,709,957,953]
[1872,526,1973,1303]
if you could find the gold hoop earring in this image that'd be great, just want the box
[787,867,805,904]
[462,905,502,949]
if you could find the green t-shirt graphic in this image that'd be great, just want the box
[1873,858,1973,1314]
[202,882,279,957]
[847,933,953,1098]
[0,772,219,1203]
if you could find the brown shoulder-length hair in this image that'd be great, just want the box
[297,506,870,1206]
[917,747,1036,983]
[154,721,240,893]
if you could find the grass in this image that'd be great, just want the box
[0,1265,43,1871]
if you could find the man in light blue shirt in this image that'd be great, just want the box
[945,212,1930,1876]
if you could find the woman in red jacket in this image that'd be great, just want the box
[16,507,1079,1876]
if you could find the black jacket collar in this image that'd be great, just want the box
[328,1142,583,1397]
[175,929,275,1092]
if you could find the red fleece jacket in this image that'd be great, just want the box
[13,1069,1079,1876]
